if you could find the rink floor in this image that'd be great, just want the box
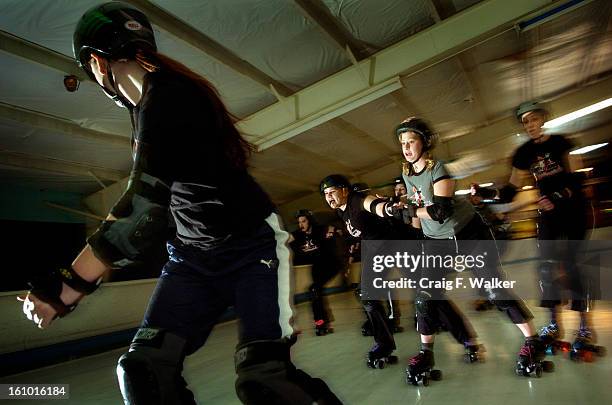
[2,289,611,405]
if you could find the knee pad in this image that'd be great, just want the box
[494,299,533,324]
[415,290,432,317]
[234,339,340,405]
[117,328,194,405]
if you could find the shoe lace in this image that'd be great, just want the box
[409,352,424,366]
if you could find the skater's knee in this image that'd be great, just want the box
[496,300,533,324]
[234,339,340,404]
[117,328,193,405]
[415,291,433,316]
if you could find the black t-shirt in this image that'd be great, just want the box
[115,71,274,251]
[512,135,574,196]
[290,225,337,266]
[337,192,412,240]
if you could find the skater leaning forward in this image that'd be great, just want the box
[390,117,551,380]
[320,174,417,368]
[17,2,342,404]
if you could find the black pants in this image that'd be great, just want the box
[537,196,588,311]
[310,259,338,324]
[417,215,532,337]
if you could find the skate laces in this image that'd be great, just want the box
[409,351,425,365]
[539,322,559,338]
[519,343,535,357]
[576,328,592,340]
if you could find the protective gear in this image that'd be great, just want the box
[352,182,369,193]
[117,328,195,405]
[415,290,432,317]
[498,184,518,203]
[73,2,156,76]
[234,339,341,405]
[425,195,454,223]
[516,100,548,122]
[369,198,387,214]
[73,2,156,108]
[394,117,437,152]
[383,202,415,224]
[470,183,497,199]
[319,174,350,194]
[27,272,79,318]
[393,176,405,186]
[87,172,171,268]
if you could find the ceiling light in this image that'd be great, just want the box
[522,185,534,190]
[479,182,494,187]
[575,167,593,173]
[455,189,471,195]
[569,142,608,155]
[543,98,612,128]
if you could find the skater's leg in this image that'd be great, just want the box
[233,214,341,404]
[364,300,396,353]
[118,260,228,405]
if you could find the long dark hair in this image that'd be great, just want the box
[134,50,254,170]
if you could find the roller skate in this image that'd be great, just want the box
[361,320,373,336]
[315,320,333,336]
[366,343,397,369]
[515,338,554,377]
[464,344,485,363]
[538,322,570,355]
[570,328,606,362]
[405,350,442,386]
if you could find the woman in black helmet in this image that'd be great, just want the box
[388,117,545,381]
[17,3,341,404]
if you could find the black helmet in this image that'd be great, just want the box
[515,101,548,122]
[393,176,405,186]
[394,117,437,151]
[319,174,350,194]
[295,209,314,219]
[73,2,156,80]
[351,182,369,193]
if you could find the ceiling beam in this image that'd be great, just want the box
[123,0,293,97]
[0,29,87,80]
[0,150,128,181]
[0,102,130,147]
[292,0,372,60]
[238,0,554,150]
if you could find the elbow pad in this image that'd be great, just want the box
[498,184,518,203]
[426,196,454,224]
[88,173,172,268]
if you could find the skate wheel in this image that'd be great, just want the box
[535,365,542,378]
[542,361,554,372]
[583,351,594,363]
[430,369,442,380]
[376,359,385,369]
[366,360,374,369]
[422,374,430,386]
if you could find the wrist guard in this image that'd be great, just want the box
[383,202,416,224]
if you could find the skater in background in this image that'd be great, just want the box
[17,3,341,404]
[390,117,545,379]
[290,209,345,335]
[499,101,597,358]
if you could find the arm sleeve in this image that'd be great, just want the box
[432,161,451,184]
